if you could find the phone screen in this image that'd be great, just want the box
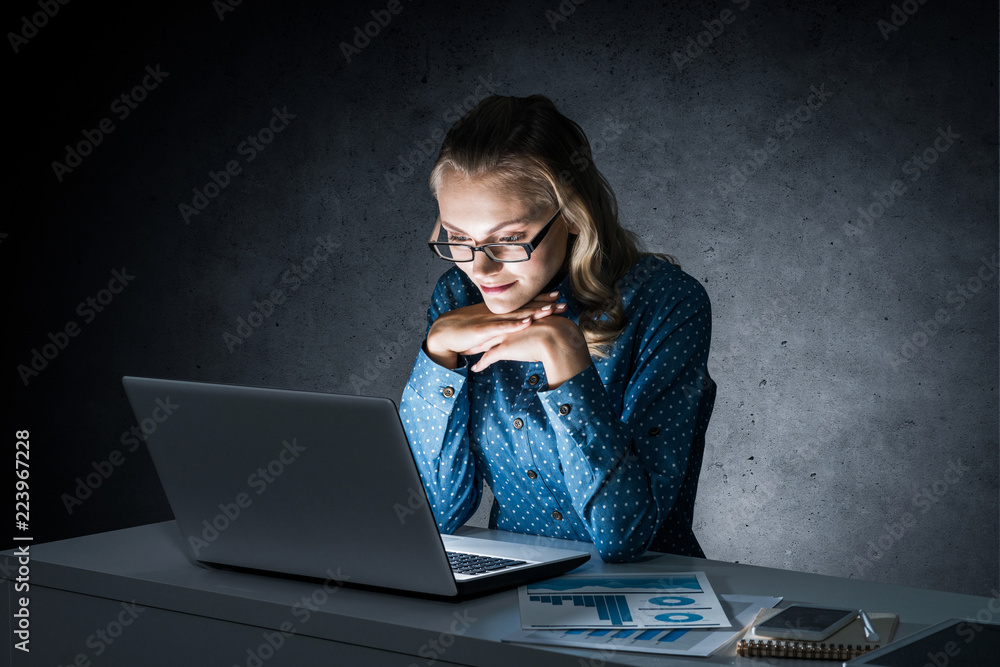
[758,606,854,633]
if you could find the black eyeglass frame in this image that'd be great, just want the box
[427,208,562,263]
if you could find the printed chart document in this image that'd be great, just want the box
[506,594,781,658]
[517,572,730,630]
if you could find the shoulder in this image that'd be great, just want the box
[427,267,483,319]
[619,254,711,317]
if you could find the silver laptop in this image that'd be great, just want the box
[122,376,589,598]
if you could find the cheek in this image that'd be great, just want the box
[528,242,567,281]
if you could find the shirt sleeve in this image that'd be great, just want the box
[536,273,715,562]
[398,276,482,534]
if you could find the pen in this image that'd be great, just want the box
[859,609,880,642]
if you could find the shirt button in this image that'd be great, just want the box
[442,386,454,398]
[558,404,571,416]
[552,510,563,521]
[648,427,661,436]
[526,470,537,479]
[527,374,540,386]
[513,418,524,430]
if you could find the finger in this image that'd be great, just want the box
[492,316,533,331]
[531,302,569,319]
[504,303,551,320]
[464,323,529,354]
[461,320,532,355]
[461,336,504,356]
[521,291,561,310]
[471,348,499,373]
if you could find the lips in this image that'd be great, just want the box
[479,281,516,295]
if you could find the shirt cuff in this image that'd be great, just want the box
[537,364,627,467]
[405,343,469,414]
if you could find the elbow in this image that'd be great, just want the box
[429,484,480,535]
[594,538,647,563]
[589,508,659,563]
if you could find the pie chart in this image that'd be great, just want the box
[655,612,704,622]
[649,596,696,606]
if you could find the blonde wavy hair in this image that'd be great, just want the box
[429,94,676,358]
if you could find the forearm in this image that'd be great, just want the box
[538,319,592,389]
[539,365,663,561]
[423,337,460,370]
[399,348,480,532]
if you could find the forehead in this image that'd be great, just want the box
[436,173,542,231]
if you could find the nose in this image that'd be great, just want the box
[470,248,503,279]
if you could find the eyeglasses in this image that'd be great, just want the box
[428,208,561,263]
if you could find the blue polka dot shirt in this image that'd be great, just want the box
[399,255,716,562]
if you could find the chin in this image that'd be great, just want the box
[482,298,518,314]
[480,291,528,314]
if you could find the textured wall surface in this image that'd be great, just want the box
[8,0,997,596]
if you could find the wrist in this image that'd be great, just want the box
[540,329,591,389]
[424,338,460,370]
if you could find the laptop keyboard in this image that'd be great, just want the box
[447,551,527,575]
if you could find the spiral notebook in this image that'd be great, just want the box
[736,607,899,660]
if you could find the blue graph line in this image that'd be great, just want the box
[528,577,701,592]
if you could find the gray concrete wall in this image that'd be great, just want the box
[9,0,997,596]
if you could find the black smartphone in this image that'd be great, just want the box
[753,604,858,641]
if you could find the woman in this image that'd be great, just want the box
[399,94,716,562]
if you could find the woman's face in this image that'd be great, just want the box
[435,171,574,314]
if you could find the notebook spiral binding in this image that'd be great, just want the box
[736,639,881,660]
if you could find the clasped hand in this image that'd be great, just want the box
[425,291,592,389]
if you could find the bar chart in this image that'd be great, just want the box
[519,571,731,630]
[527,594,634,625]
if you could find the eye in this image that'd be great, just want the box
[448,233,472,243]
[497,234,525,243]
